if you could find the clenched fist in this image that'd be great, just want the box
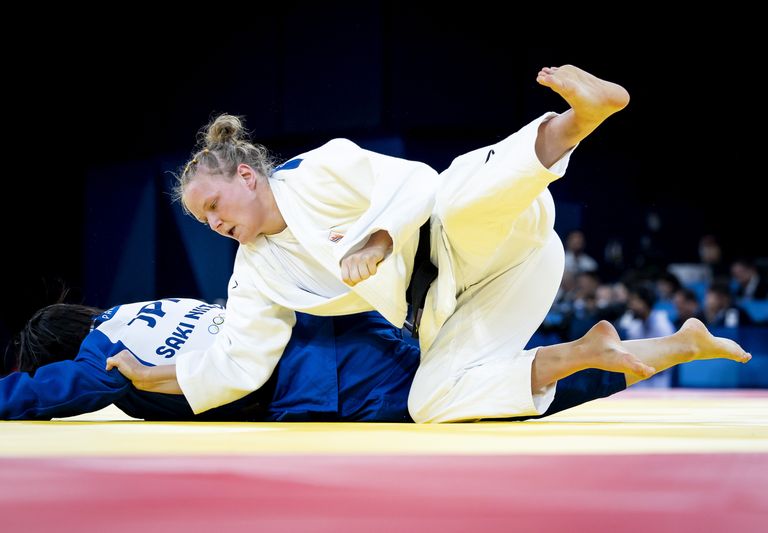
[341,230,393,286]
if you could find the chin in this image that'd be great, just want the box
[237,233,256,245]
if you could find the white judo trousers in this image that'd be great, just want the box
[409,113,570,423]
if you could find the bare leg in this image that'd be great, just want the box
[531,321,653,391]
[531,319,752,391]
[534,65,630,168]
[622,318,752,386]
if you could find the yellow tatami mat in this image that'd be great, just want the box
[2,389,767,456]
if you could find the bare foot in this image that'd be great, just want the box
[533,65,630,167]
[677,318,752,363]
[577,320,655,378]
[537,65,630,124]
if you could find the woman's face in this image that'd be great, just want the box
[183,164,282,245]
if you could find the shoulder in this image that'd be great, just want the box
[333,138,364,150]
[294,139,362,160]
[298,138,363,162]
[272,139,362,176]
[313,138,361,152]
[302,139,363,166]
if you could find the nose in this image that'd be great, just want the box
[208,215,224,234]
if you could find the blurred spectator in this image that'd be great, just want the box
[600,238,626,283]
[698,235,728,279]
[672,288,704,329]
[634,211,666,278]
[618,284,676,340]
[596,283,627,322]
[730,258,768,300]
[656,271,682,302]
[565,272,602,340]
[704,281,753,328]
[651,271,682,325]
[617,283,676,387]
[612,282,630,308]
[564,230,598,275]
[574,271,600,303]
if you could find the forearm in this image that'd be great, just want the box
[134,365,182,394]
[106,352,183,395]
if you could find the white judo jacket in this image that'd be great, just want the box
[177,139,441,413]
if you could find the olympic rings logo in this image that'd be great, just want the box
[208,313,225,334]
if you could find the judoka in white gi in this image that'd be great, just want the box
[108,65,751,422]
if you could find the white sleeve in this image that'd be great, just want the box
[176,268,295,414]
[312,139,439,262]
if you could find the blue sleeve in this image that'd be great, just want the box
[0,334,132,420]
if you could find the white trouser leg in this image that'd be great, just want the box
[410,113,576,423]
[435,112,572,279]
[409,233,564,423]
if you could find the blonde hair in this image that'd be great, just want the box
[173,114,275,211]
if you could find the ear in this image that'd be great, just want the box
[237,163,260,190]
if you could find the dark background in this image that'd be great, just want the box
[3,4,762,366]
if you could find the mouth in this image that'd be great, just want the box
[228,226,236,238]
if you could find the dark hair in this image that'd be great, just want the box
[658,271,682,292]
[629,283,657,309]
[676,288,699,303]
[708,281,732,299]
[15,303,104,373]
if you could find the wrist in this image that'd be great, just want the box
[370,230,393,250]
[135,365,157,391]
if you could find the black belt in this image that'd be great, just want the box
[405,221,438,338]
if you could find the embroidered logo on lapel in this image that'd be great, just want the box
[273,158,303,172]
[328,231,345,243]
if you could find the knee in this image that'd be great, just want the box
[407,388,432,424]
[407,372,451,424]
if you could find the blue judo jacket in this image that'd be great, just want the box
[0,298,420,421]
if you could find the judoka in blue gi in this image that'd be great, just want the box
[2,298,628,421]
